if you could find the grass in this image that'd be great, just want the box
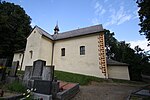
[111,78,145,85]
[6,81,27,93]
[17,70,25,75]
[130,95,150,100]
[55,70,146,85]
[55,70,109,85]
[16,70,145,85]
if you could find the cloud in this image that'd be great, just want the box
[133,8,140,19]
[128,39,150,51]
[94,2,106,16]
[104,6,132,27]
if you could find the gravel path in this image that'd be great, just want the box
[72,82,143,100]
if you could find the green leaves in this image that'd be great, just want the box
[137,0,150,44]
[0,1,32,57]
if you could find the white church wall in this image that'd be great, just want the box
[53,34,105,78]
[39,36,53,65]
[22,28,42,70]
[13,52,24,69]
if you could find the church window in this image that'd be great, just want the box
[61,48,65,56]
[80,46,85,55]
[19,54,22,59]
[29,50,33,59]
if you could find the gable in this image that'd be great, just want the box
[27,27,42,41]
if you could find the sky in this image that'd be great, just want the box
[4,0,150,51]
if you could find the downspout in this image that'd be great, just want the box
[51,41,55,66]
[51,40,55,82]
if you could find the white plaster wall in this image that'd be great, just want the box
[39,36,53,65]
[22,28,42,70]
[108,66,130,80]
[53,34,105,78]
[13,52,24,69]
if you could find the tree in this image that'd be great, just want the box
[136,0,150,45]
[104,29,118,59]
[104,29,150,81]
[0,1,32,59]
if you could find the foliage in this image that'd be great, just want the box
[0,1,32,59]
[136,0,150,45]
[6,81,26,93]
[104,29,150,81]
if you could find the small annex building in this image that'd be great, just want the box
[13,24,130,80]
[107,59,130,80]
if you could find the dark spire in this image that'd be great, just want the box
[54,22,59,34]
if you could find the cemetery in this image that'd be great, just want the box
[0,59,79,100]
[0,58,149,100]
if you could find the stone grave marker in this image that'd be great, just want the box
[6,61,19,83]
[23,66,32,80]
[23,66,32,87]
[9,61,19,77]
[33,80,52,95]
[42,65,54,81]
[51,77,60,99]
[31,60,46,80]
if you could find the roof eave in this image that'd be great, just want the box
[55,31,104,41]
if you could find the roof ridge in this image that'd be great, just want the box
[33,24,103,40]
[35,25,51,36]
[60,24,102,34]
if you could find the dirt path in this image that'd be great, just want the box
[72,82,144,100]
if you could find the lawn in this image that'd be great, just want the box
[55,70,109,85]
[54,70,145,85]
[16,70,145,85]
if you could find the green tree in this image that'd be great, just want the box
[104,29,118,59]
[136,0,150,45]
[104,29,150,81]
[0,1,32,60]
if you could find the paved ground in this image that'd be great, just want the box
[72,82,144,100]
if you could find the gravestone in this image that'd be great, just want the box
[6,61,19,83]
[0,59,7,81]
[51,77,60,99]
[9,61,19,77]
[23,66,32,87]
[31,60,46,80]
[42,66,54,81]
[33,80,52,95]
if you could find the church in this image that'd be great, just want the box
[13,24,130,80]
